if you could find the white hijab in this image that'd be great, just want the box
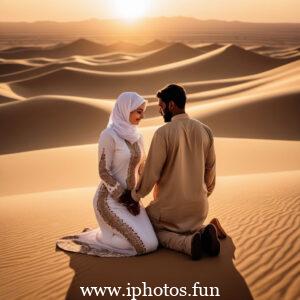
[107,92,146,144]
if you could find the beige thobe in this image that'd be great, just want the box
[133,113,216,255]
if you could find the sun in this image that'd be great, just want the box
[113,0,149,21]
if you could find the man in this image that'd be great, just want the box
[121,84,226,259]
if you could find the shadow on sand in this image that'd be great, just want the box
[58,236,253,300]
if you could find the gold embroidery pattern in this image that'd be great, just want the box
[56,236,130,257]
[99,150,117,187]
[99,149,124,199]
[97,185,147,255]
[111,184,124,199]
[125,141,142,190]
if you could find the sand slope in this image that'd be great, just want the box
[0,96,112,154]
[9,45,295,99]
[87,43,203,72]
[1,80,299,154]
[0,43,199,82]
[1,137,300,197]
[0,52,298,155]
[0,38,166,59]
[1,39,300,300]
[0,171,299,300]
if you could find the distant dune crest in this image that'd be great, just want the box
[0,39,299,154]
[0,23,300,300]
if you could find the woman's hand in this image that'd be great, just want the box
[119,189,140,216]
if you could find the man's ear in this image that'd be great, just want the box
[168,100,175,111]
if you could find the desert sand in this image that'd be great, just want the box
[0,38,299,300]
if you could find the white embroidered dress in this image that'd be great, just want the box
[56,127,158,257]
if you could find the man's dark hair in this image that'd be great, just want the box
[156,84,186,109]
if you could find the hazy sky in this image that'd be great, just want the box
[1,0,299,23]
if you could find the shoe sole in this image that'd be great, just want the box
[191,233,203,260]
[210,218,227,239]
[201,224,220,256]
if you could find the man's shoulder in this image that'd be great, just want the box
[153,120,181,140]
[154,123,170,136]
[189,118,212,131]
[153,118,213,138]
[196,121,214,143]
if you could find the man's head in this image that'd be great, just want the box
[156,84,186,122]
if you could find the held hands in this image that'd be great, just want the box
[119,189,140,216]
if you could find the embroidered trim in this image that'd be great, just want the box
[99,149,124,199]
[111,184,124,199]
[97,185,147,255]
[125,141,142,190]
[56,236,130,257]
[99,149,117,186]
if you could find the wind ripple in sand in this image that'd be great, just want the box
[207,171,300,300]
[0,171,299,299]
[1,39,300,300]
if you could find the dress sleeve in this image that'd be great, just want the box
[98,130,125,199]
[204,129,216,197]
[132,130,167,201]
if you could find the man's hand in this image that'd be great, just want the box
[119,189,140,216]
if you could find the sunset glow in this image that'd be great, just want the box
[112,0,150,20]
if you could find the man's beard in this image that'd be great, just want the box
[163,107,173,122]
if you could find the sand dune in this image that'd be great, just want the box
[0,43,199,82]
[144,63,300,140]
[0,96,112,154]
[143,88,300,140]
[0,61,35,75]
[0,54,135,83]
[107,40,167,53]
[1,83,299,154]
[0,38,167,60]
[26,57,56,64]
[79,43,203,72]
[139,39,169,51]
[91,52,139,60]
[1,58,299,155]
[1,38,300,300]
[1,45,39,52]
[194,43,224,53]
[195,89,300,140]
[0,170,299,299]
[0,94,18,104]
[160,60,300,99]
[247,45,300,59]
[0,43,200,82]
[247,45,283,52]
[1,137,300,197]
[9,44,294,99]
[270,51,300,59]
[0,83,24,104]
[178,60,300,102]
[0,39,108,59]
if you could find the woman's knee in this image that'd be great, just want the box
[145,235,159,253]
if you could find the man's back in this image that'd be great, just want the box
[135,113,216,233]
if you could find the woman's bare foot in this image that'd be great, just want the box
[209,218,227,239]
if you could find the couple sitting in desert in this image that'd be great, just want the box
[56,84,226,260]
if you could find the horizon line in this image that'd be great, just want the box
[1,16,300,25]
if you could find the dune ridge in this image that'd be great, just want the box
[8,44,295,99]
[1,38,299,300]
[0,38,167,59]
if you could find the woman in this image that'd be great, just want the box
[56,92,158,257]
